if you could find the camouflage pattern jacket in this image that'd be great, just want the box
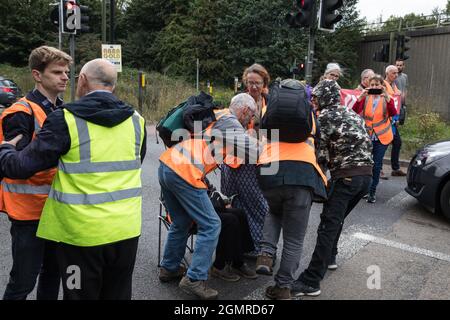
[317,104,374,179]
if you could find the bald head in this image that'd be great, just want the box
[81,58,117,88]
[77,59,117,98]
[385,65,399,84]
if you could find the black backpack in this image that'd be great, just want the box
[261,79,313,143]
[156,91,217,147]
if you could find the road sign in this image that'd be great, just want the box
[101,44,122,72]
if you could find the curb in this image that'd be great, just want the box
[383,157,410,168]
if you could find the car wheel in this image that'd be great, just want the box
[440,180,450,220]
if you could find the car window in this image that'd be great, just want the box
[2,80,16,87]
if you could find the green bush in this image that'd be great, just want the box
[400,111,450,159]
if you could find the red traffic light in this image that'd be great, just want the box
[66,1,75,10]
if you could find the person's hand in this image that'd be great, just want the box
[1,134,23,147]
[358,89,368,101]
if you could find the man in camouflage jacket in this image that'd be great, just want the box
[292,80,373,297]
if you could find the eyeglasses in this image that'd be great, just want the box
[246,81,264,87]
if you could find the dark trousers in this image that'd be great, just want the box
[214,208,253,269]
[391,128,402,171]
[261,186,312,288]
[299,176,372,288]
[370,140,389,195]
[56,237,139,300]
[3,220,60,300]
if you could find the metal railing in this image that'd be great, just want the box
[361,12,450,36]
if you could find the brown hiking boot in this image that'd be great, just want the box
[211,264,240,282]
[391,169,407,176]
[232,262,258,279]
[265,285,291,300]
[256,253,273,275]
[159,265,187,282]
[179,276,218,300]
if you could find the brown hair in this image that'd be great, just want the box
[369,74,384,84]
[28,46,72,72]
[242,63,270,88]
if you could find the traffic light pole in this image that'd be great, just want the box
[70,34,76,102]
[110,0,115,43]
[389,32,396,64]
[305,1,318,85]
[305,26,316,84]
[58,28,62,50]
[102,0,107,43]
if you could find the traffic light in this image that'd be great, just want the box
[55,1,91,34]
[285,0,315,29]
[292,62,306,78]
[396,34,411,60]
[318,0,343,32]
[60,0,77,34]
[50,5,60,29]
[373,43,390,63]
[78,4,91,33]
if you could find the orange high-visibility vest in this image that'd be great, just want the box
[0,98,57,220]
[362,96,393,145]
[159,109,238,189]
[257,112,327,185]
[384,80,401,96]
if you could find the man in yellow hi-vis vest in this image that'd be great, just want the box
[0,59,146,300]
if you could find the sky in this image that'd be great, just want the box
[356,0,449,23]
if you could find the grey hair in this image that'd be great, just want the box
[324,62,343,76]
[229,93,257,114]
[385,65,398,74]
[81,58,117,88]
[360,68,374,79]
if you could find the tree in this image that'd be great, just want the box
[216,0,308,82]
[118,0,180,69]
[152,0,226,80]
[312,0,364,87]
[0,0,57,66]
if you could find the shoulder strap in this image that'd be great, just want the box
[9,99,43,135]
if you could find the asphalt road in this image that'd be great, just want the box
[1,126,449,300]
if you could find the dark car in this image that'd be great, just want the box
[0,76,22,107]
[405,140,450,220]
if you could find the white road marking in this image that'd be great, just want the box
[386,190,416,209]
[352,232,450,263]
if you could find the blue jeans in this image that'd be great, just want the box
[3,220,60,300]
[158,163,221,281]
[370,140,389,195]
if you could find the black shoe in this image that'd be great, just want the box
[328,255,338,270]
[291,280,321,297]
[367,194,376,203]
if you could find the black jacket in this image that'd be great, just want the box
[2,89,63,150]
[0,91,147,180]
